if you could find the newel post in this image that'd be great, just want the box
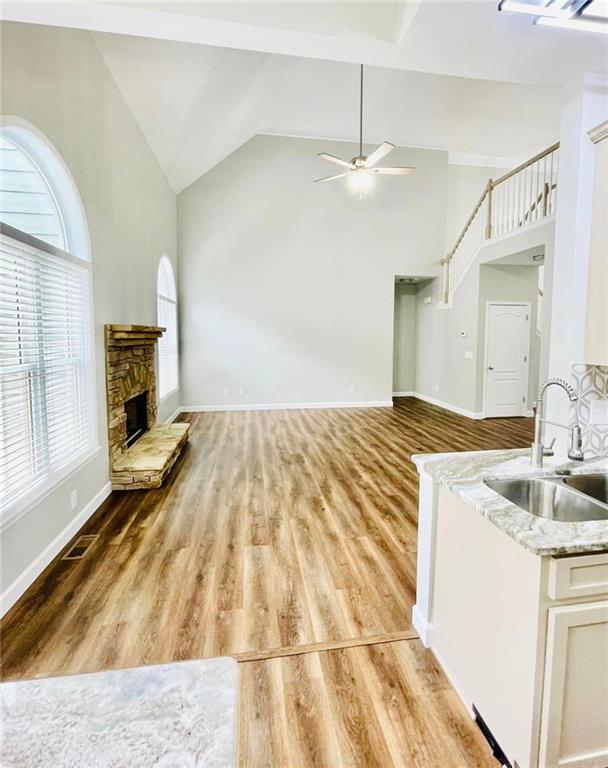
[485,181,493,239]
[441,256,450,305]
[543,182,550,216]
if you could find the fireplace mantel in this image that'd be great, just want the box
[105,324,165,346]
[104,324,189,490]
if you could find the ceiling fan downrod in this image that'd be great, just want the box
[313,63,417,187]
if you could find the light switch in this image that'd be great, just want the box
[423,296,432,305]
[590,399,608,425]
[464,351,473,360]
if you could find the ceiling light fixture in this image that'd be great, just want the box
[498,0,608,34]
[314,64,415,196]
[347,166,374,197]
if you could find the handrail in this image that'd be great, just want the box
[441,142,559,305]
[446,181,492,261]
[492,142,560,187]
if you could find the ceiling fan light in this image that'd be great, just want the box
[348,168,373,197]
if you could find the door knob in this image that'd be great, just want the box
[488,366,494,370]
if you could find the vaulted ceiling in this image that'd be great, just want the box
[3,1,607,192]
[91,34,565,193]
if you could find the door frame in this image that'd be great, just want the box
[482,301,532,419]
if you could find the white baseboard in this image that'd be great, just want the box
[180,394,483,419]
[406,392,484,420]
[412,604,434,648]
[0,482,112,618]
[165,407,181,423]
[431,645,475,718]
[180,400,393,413]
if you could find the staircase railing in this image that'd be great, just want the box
[441,142,559,304]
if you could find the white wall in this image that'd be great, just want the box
[178,134,447,408]
[414,247,545,416]
[393,283,417,393]
[547,73,608,431]
[413,162,512,416]
[0,22,178,603]
[414,271,481,414]
[584,131,608,365]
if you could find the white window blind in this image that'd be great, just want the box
[157,295,178,398]
[0,226,94,519]
[157,257,178,399]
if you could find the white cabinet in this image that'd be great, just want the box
[539,601,608,768]
[421,484,608,768]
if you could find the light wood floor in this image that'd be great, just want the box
[0,397,534,766]
[240,639,494,768]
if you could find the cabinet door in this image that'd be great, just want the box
[539,601,608,768]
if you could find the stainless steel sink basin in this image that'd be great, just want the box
[563,473,608,505]
[484,475,608,523]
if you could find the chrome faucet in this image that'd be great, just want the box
[531,378,584,468]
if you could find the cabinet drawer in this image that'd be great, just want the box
[548,552,608,600]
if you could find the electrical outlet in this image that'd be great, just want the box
[223,387,229,397]
[349,384,356,393]
[435,384,440,392]
[239,387,245,396]
[70,490,78,511]
[464,350,473,360]
[423,296,432,305]
[590,399,608,425]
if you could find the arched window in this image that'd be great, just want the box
[0,118,95,524]
[157,256,178,399]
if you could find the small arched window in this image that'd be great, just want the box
[0,118,95,524]
[157,256,179,399]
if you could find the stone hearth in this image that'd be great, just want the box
[105,324,189,490]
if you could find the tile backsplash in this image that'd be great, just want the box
[571,363,608,457]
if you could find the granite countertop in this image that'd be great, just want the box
[413,448,608,556]
[0,657,239,768]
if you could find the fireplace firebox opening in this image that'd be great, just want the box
[125,392,148,448]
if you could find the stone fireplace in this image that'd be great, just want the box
[104,324,189,490]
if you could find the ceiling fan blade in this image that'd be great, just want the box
[313,171,350,184]
[371,166,416,175]
[365,142,395,168]
[317,153,354,169]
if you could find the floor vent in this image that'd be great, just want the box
[62,534,99,560]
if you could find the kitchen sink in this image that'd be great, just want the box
[484,475,608,523]
[563,473,608,505]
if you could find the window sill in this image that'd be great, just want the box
[0,445,102,534]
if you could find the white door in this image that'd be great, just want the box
[484,303,530,418]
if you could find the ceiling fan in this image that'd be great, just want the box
[314,64,415,195]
